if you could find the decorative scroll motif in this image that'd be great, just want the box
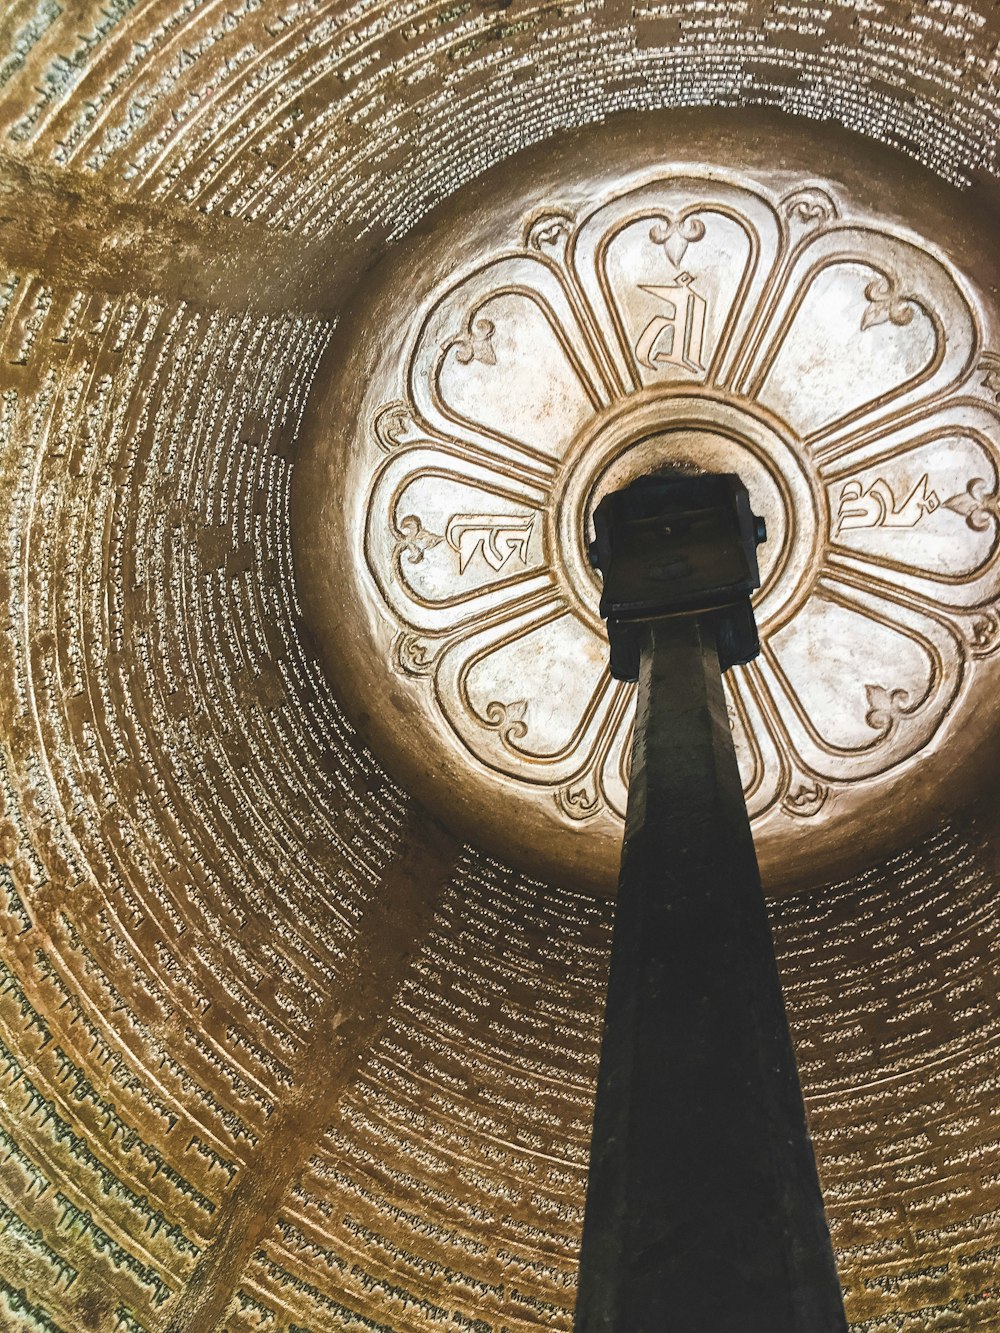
[446,315,497,365]
[860,275,915,330]
[943,479,1000,532]
[374,401,413,452]
[649,214,706,266]
[864,684,914,736]
[782,187,838,228]
[981,354,1000,403]
[781,782,829,818]
[484,699,529,747]
[395,515,442,563]
[363,173,1000,831]
[557,778,602,821]
[393,632,436,676]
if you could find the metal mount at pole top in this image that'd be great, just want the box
[589,469,767,680]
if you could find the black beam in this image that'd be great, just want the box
[577,477,847,1331]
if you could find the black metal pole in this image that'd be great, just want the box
[577,477,847,1332]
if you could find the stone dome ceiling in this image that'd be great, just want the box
[0,2,997,1331]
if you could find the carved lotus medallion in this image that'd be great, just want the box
[295,125,1000,893]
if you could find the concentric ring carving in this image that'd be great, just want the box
[349,170,1000,875]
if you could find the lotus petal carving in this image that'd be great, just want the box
[359,173,1000,837]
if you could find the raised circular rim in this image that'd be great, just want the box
[551,387,823,637]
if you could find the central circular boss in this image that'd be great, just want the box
[552,389,822,638]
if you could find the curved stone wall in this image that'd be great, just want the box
[0,1,997,1329]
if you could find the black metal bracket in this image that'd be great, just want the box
[588,470,767,679]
